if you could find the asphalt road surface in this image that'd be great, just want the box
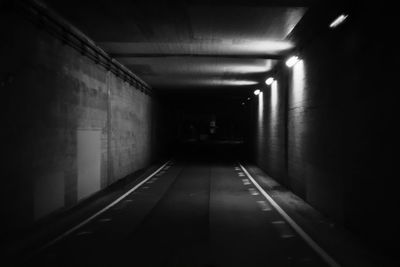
[27,159,331,267]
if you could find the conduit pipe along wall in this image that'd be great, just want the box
[252,4,398,255]
[0,0,157,233]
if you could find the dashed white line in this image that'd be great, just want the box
[272,221,295,239]
[281,234,295,239]
[35,160,172,253]
[242,179,251,185]
[256,200,271,211]
[248,188,259,196]
[238,163,341,267]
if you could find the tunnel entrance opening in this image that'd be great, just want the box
[158,90,251,162]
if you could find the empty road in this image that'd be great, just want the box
[28,159,332,267]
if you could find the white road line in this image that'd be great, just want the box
[271,221,296,238]
[272,221,286,224]
[242,179,251,185]
[248,188,259,196]
[256,200,271,211]
[238,163,341,267]
[36,160,171,253]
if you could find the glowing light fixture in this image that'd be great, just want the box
[265,77,274,85]
[286,56,300,68]
[329,14,348,28]
[254,89,261,95]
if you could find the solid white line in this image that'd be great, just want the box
[238,163,341,267]
[281,234,295,238]
[36,160,171,253]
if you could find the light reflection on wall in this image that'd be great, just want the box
[288,59,306,182]
[258,91,264,122]
[256,91,264,160]
[271,80,278,109]
[149,78,259,87]
[270,81,278,136]
[291,60,305,109]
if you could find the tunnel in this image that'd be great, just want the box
[0,0,397,266]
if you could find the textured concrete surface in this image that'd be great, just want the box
[26,159,330,267]
[0,9,155,237]
[244,164,376,267]
[253,74,287,186]
[251,4,398,260]
[2,1,397,264]
[109,72,153,183]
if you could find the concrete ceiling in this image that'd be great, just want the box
[43,0,312,92]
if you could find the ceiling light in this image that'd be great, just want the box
[329,14,348,28]
[254,89,261,95]
[265,77,274,85]
[286,56,300,68]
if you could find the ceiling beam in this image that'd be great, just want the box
[185,0,319,7]
[110,53,284,60]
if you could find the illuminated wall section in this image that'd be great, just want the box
[269,81,279,145]
[290,60,306,109]
[287,60,307,197]
[267,80,282,177]
[256,91,265,161]
[253,75,287,185]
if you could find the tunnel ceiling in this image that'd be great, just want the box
[43,0,312,92]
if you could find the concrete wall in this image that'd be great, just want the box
[252,5,397,253]
[253,70,288,186]
[0,7,156,232]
